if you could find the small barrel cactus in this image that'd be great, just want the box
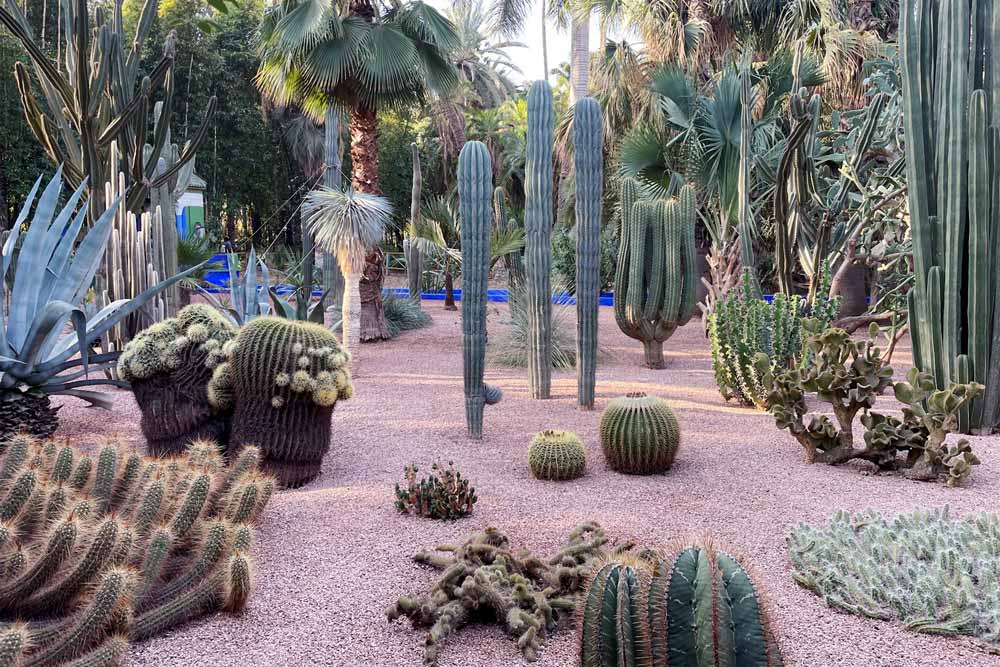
[599,393,680,474]
[209,317,353,487]
[119,304,237,456]
[528,430,587,480]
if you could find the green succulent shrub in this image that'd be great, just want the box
[528,430,587,480]
[0,434,271,666]
[393,462,477,520]
[382,291,431,338]
[789,507,1000,651]
[388,522,607,666]
[762,323,981,485]
[709,269,839,409]
[551,224,618,293]
[599,393,681,475]
[579,536,783,667]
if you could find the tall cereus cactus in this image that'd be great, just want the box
[574,97,604,409]
[524,80,555,398]
[209,317,353,487]
[458,142,502,439]
[613,180,698,368]
[901,0,1000,433]
[405,143,424,305]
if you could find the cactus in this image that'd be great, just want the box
[119,305,237,456]
[528,430,587,481]
[388,522,608,666]
[0,434,270,665]
[524,81,555,398]
[574,98,603,410]
[458,141,502,439]
[579,540,783,667]
[599,393,681,475]
[406,143,424,304]
[613,181,698,368]
[393,462,477,520]
[900,0,1000,433]
[208,317,353,487]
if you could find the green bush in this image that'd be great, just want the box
[551,223,618,293]
[383,291,432,338]
[492,282,577,369]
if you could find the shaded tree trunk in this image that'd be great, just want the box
[569,15,590,103]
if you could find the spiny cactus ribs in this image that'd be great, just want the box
[209,317,353,488]
[528,430,587,481]
[119,304,237,456]
[394,462,477,520]
[579,536,783,667]
[0,392,59,442]
[0,433,272,666]
[599,393,681,475]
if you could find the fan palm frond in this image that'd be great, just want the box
[303,187,393,273]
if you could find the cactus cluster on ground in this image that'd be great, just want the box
[789,507,1000,651]
[0,434,270,666]
[119,305,237,456]
[394,462,477,520]
[762,323,981,485]
[579,536,783,667]
[208,317,353,488]
[528,430,587,481]
[599,394,681,475]
[387,522,608,666]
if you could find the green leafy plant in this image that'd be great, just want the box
[551,225,617,293]
[393,461,477,521]
[789,507,1000,651]
[383,291,432,338]
[491,281,577,370]
[762,323,981,485]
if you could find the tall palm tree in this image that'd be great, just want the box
[257,0,459,341]
[449,0,524,109]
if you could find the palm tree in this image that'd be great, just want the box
[449,0,524,109]
[257,0,459,342]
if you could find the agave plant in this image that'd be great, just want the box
[1,170,203,439]
[198,247,273,326]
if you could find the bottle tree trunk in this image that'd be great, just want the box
[350,102,390,341]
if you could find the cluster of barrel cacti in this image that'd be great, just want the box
[613,179,698,369]
[457,141,502,439]
[528,430,587,481]
[599,393,681,474]
[393,462,477,520]
[388,522,607,666]
[579,537,783,667]
[119,305,237,456]
[0,434,271,666]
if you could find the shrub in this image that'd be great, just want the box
[762,323,981,485]
[388,522,607,665]
[0,435,271,665]
[789,507,1000,651]
[382,291,432,338]
[551,224,617,293]
[492,281,577,369]
[394,462,477,520]
[599,393,681,474]
[528,430,587,480]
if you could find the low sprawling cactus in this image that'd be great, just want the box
[579,538,783,667]
[388,522,607,666]
[789,507,1000,651]
[762,323,981,485]
[599,393,681,474]
[528,430,587,480]
[0,434,271,666]
[209,317,353,488]
[119,304,237,456]
[394,462,477,520]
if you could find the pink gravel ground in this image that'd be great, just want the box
[55,304,1000,667]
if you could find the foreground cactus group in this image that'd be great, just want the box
[0,434,271,666]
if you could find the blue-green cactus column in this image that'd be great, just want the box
[524,81,554,399]
[574,98,603,409]
[458,141,502,439]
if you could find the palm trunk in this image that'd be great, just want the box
[342,270,362,353]
[569,15,590,103]
[323,109,345,308]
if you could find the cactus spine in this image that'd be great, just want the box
[574,98,603,410]
[524,81,554,398]
[458,142,502,439]
[405,143,423,305]
[613,182,698,368]
[901,0,1000,433]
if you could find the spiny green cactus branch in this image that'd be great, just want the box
[574,97,603,410]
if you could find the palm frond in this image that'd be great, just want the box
[302,187,393,273]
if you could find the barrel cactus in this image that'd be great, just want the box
[119,304,237,456]
[599,393,680,474]
[458,141,502,439]
[528,430,587,480]
[574,97,603,410]
[209,317,353,487]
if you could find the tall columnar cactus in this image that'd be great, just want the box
[613,181,698,368]
[524,81,555,398]
[574,98,604,409]
[579,540,783,667]
[458,142,502,439]
[209,317,353,487]
[901,0,1000,433]
[599,393,680,474]
[405,143,424,305]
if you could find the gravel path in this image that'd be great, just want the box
[55,304,1000,667]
